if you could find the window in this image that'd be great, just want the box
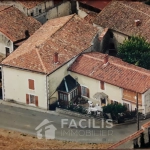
[30,95,35,104]
[60,93,63,100]
[26,94,38,106]
[39,9,42,13]
[100,81,105,90]
[5,47,10,57]
[59,92,68,101]
[81,86,87,96]
[123,102,129,110]
[114,101,118,105]
[31,12,34,16]
[70,88,78,100]
[64,95,67,101]
[70,92,73,100]
[101,98,106,104]
[81,86,89,97]
[28,79,35,90]
[36,8,38,14]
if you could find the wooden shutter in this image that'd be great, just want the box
[26,94,29,104]
[111,100,113,104]
[87,88,90,98]
[35,96,38,107]
[28,79,34,90]
[100,81,105,90]
[78,86,81,96]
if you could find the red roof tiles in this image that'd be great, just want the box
[0,5,41,42]
[69,52,150,93]
[17,0,45,9]
[108,121,150,149]
[93,1,150,42]
[1,15,98,74]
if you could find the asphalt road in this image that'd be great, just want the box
[0,104,149,143]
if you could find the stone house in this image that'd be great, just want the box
[69,52,150,116]
[1,14,102,110]
[0,0,54,23]
[0,0,75,24]
[93,1,150,54]
[0,5,41,58]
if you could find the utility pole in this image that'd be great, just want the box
[136,92,139,131]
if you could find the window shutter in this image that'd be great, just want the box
[28,79,34,90]
[100,81,105,90]
[26,94,29,104]
[35,96,38,107]
[78,86,81,96]
[111,100,113,104]
[87,88,90,98]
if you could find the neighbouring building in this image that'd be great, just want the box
[0,0,54,23]
[93,1,150,52]
[0,0,75,24]
[69,52,150,116]
[1,14,100,110]
[0,5,41,58]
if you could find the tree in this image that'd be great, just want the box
[117,36,150,69]
[103,103,127,122]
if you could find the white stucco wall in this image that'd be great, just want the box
[2,67,47,109]
[143,89,150,115]
[0,32,13,57]
[76,1,87,18]
[70,72,123,105]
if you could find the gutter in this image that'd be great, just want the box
[1,64,46,75]
[1,66,5,100]
[46,75,49,110]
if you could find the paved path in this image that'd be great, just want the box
[0,101,149,143]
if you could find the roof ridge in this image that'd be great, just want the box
[0,5,13,13]
[84,53,150,76]
[121,2,150,18]
[35,49,47,73]
[51,14,75,38]
[112,62,150,76]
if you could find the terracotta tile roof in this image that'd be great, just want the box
[93,1,150,42]
[79,7,98,24]
[108,129,144,149]
[17,0,46,9]
[69,52,150,93]
[108,121,150,149]
[1,15,98,74]
[0,5,41,42]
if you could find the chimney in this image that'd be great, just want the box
[104,54,108,64]
[134,19,141,26]
[54,52,58,64]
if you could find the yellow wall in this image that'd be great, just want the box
[48,64,69,104]
[70,72,123,105]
